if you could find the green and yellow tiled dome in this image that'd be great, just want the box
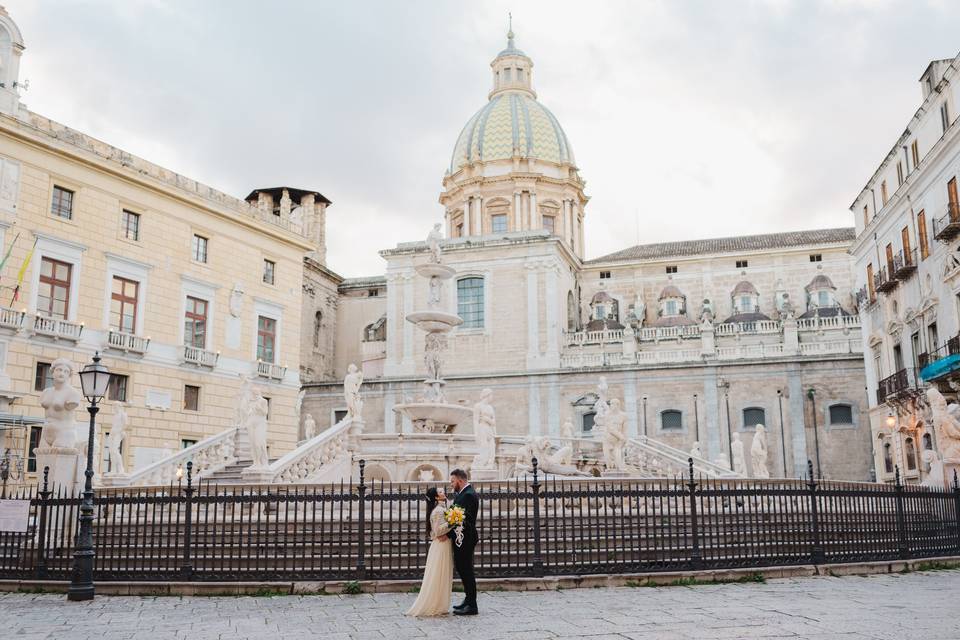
[449,92,575,172]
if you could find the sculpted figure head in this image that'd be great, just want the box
[50,357,74,387]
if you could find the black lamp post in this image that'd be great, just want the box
[67,352,110,602]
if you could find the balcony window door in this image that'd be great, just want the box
[892,343,904,373]
[110,276,139,334]
[950,177,959,220]
[184,296,208,349]
[257,315,277,363]
[866,263,875,300]
[912,331,922,369]
[885,243,894,275]
[901,226,911,264]
[928,322,939,352]
[918,210,930,259]
[37,257,72,320]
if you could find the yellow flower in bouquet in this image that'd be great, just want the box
[444,505,465,527]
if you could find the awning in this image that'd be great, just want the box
[919,354,960,382]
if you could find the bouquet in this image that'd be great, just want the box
[444,505,466,547]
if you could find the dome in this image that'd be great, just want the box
[449,93,575,173]
[732,280,759,296]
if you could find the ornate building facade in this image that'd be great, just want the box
[303,29,874,481]
[851,53,960,485]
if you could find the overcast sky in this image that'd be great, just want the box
[9,1,960,276]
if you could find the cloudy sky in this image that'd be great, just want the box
[10,1,960,276]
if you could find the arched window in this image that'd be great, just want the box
[661,410,683,431]
[883,441,894,474]
[567,291,577,332]
[582,411,596,433]
[905,437,917,471]
[923,433,933,450]
[312,311,322,349]
[742,407,765,430]
[828,403,854,425]
[457,277,484,329]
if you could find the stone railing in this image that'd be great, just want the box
[635,349,702,364]
[563,329,624,346]
[106,329,150,355]
[255,360,287,381]
[799,339,862,356]
[797,315,861,331]
[128,427,240,486]
[0,306,25,331]
[33,315,83,341]
[267,418,356,484]
[637,325,700,341]
[182,344,220,368]
[716,343,784,360]
[629,435,741,479]
[715,320,781,336]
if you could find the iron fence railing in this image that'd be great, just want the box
[0,461,958,582]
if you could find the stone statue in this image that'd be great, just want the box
[39,358,83,450]
[690,441,703,459]
[428,276,442,308]
[600,398,628,471]
[920,449,946,490]
[344,363,364,419]
[295,389,305,424]
[593,377,610,423]
[228,283,244,318]
[472,388,497,469]
[106,402,128,476]
[243,387,270,470]
[426,223,443,264]
[750,425,770,479]
[516,436,586,476]
[424,333,445,381]
[560,418,575,440]
[699,299,714,322]
[925,388,960,483]
[418,468,436,482]
[303,413,317,440]
[731,433,747,476]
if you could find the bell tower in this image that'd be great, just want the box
[0,7,26,117]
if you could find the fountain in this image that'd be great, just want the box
[392,225,474,433]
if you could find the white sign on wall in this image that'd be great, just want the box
[145,389,172,411]
[0,499,30,532]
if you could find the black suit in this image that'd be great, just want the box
[448,484,479,606]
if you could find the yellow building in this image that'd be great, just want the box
[0,8,328,480]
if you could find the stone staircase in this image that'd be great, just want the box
[203,458,278,484]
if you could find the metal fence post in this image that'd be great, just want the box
[180,461,195,580]
[807,460,825,565]
[356,460,367,580]
[953,470,960,555]
[894,466,908,560]
[687,458,703,570]
[530,458,544,577]
[34,467,51,579]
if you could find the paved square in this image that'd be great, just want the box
[1,571,957,640]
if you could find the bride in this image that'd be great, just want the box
[405,487,453,617]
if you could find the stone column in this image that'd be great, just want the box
[464,196,473,237]
[562,200,571,247]
[526,262,540,367]
[402,273,414,372]
[530,191,538,230]
[783,317,799,356]
[384,274,401,376]
[703,369,721,462]
[700,321,716,356]
[577,209,585,255]
[787,366,809,476]
[624,370,639,438]
[477,196,483,235]
[544,263,560,368]
[528,379,542,436]
[514,192,522,232]
[383,390,396,434]
[547,375,560,435]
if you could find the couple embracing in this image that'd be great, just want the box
[405,469,480,617]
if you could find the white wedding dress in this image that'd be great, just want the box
[405,504,453,617]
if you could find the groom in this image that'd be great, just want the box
[448,468,479,615]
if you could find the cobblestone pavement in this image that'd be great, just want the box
[1,570,958,640]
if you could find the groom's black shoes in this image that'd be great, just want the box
[453,605,478,616]
[453,600,468,610]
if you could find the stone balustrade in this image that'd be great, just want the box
[105,329,150,355]
[267,417,356,483]
[127,427,240,486]
[182,344,220,368]
[255,360,287,381]
[32,315,83,341]
[715,319,781,335]
[637,325,700,341]
[0,306,24,331]
[796,315,861,331]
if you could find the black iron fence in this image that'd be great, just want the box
[1,460,958,582]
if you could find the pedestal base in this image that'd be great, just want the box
[35,447,82,495]
[601,469,631,479]
[469,467,499,482]
[99,473,131,488]
[943,463,960,489]
[240,466,274,483]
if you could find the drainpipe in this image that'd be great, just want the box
[777,389,787,476]
[693,393,700,443]
[642,395,648,438]
[807,388,823,479]
[724,388,734,469]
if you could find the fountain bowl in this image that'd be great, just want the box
[405,311,463,332]
[393,402,473,433]
[415,263,458,280]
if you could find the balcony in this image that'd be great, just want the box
[182,344,219,368]
[934,202,960,242]
[855,285,876,311]
[256,360,287,381]
[876,367,919,405]
[105,329,151,355]
[33,315,83,341]
[892,248,918,281]
[0,306,25,332]
[918,334,960,382]
[874,267,898,294]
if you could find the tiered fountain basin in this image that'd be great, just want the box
[414,263,457,279]
[405,311,462,332]
[392,401,473,433]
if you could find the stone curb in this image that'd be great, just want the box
[1,556,957,596]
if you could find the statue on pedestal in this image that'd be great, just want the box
[690,441,703,459]
[105,402,128,476]
[920,449,946,489]
[600,398,628,471]
[428,276,442,308]
[731,433,747,476]
[426,223,443,264]
[472,389,497,469]
[560,418,575,440]
[39,358,83,450]
[303,413,318,440]
[925,388,960,484]
[424,334,445,382]
[750,425,770,479]
[344,363,364,419]
[241,384,270,470]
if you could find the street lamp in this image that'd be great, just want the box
[885,412,897,429]
[67,352,110,602]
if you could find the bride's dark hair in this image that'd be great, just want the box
[423,487,440,536]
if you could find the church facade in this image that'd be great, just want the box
[302,29,874,481]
